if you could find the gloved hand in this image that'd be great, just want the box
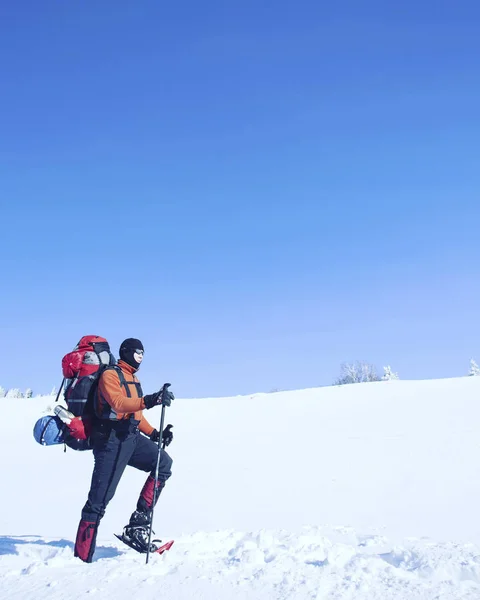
[143,383,174,409]
[150,424,174,447]
[162,424,174,446]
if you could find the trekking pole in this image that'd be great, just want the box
[146,383,170,564]
[54,378,66,403]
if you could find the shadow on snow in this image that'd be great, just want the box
[0,535,122,561]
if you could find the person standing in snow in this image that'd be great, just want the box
[74,338,175,563]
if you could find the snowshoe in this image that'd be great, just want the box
[117,524,160,553]
[115,510,174,555]
[115,527,174,555]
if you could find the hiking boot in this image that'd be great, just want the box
[129,509,151,528]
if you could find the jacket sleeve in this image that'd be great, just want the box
[98,369,146,414]
[138,413,154,436]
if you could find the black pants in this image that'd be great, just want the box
[81,423,173,523]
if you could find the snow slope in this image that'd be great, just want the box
[2,377,480,599]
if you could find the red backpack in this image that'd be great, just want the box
[60,335,116,449]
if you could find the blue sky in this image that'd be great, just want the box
[1,1,480,397]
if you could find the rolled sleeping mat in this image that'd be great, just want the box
[33,415,66,446]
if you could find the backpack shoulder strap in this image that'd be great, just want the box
[99,364,143,399]
[109,365,132,398]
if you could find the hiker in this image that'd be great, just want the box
[73,338,175,563]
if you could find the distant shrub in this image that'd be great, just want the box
[382,366,399,380]
[469,359,480,376]
[334,361,380,385]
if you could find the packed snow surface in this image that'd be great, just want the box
[2,376,480,599]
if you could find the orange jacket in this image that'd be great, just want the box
[96,359,154,436]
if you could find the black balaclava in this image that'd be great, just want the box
[119,338,144,370]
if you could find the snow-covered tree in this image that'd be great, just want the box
[0,386,5,398]
[6,388,23,398]
[25,388,33,398]
[334,361,380,385]
[51,386,57,397]
[382,366,399,381]
[469,359,480,376]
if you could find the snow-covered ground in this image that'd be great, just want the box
[2,377,480,599]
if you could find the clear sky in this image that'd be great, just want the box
[1,1,480,397]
